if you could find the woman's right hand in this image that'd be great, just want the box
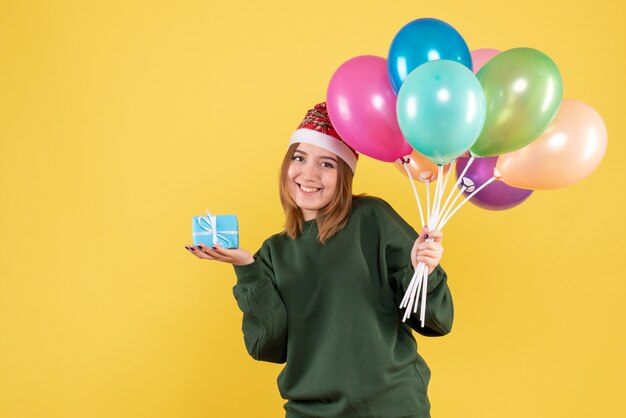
[185,244,255,266]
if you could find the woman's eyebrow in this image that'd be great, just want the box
[294,150,338,162]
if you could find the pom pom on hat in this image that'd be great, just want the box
[289,102,359,174]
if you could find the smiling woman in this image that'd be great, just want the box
[286,144,339,221]
[186,102,450,418]
[280,142,351,242]
[278,102,360,243]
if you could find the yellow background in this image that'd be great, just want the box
[1,0,624,417]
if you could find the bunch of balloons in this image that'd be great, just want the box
[325,18,607,323]
[327,17,606,203]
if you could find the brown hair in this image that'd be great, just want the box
[279,143,358,244]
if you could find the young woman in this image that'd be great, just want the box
[185,103,453,418]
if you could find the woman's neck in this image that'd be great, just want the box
[301,208,317,221]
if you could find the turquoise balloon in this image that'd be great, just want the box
[397,60,486,165]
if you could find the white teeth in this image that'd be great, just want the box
[300,184,320,193]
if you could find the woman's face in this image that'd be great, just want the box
[287,143,339,221]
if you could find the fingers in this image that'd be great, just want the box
[416,255,439,274]
[416,247,442,259]
[185,244,229,261]
[210,245,231,256]
[416,255,439,265]
[186,244,254,267]
[411,239,420,267]
[412,228,443,270]
[416,246,442,260]
[416,241,443,268]
[418,227,443,242]
[417,242,443,252]
[197,244,230,260]
[185,245,216,259]
[416,226,428,243]
[427,230,443,242]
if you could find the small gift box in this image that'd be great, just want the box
[192,209,239,249]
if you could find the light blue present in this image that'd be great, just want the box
[192,209,239,248]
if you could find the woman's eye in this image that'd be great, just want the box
[292,155,304,162]
[321,162,335,168]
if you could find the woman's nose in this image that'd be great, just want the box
[301,162,320,179]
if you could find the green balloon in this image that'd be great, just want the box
[470,48,563,157]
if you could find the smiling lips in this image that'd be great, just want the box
[298,183,322,193]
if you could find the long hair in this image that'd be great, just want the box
[279,143,357,244]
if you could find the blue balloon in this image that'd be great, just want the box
[396,60,486,166]
[388,18,472,94]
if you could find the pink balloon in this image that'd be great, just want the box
[470,48,501,74]
[326,55,412,162]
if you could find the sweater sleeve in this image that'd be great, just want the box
[232,241,288,364]
[377,199,454,336]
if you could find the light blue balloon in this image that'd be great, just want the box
[388,18,472,94]
[396,60,486,165]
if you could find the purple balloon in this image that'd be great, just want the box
[456,156,532,211]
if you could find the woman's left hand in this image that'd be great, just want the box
[410,226,444,274]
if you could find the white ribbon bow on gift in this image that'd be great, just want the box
[194,209,237,247]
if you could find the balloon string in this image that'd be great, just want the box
[400,265,419,308]
[400,159,431,325]
[420,264,429,327]
[414,266,424,315]
[435,164,452,224]
[417,163,452,324]
[414,172,441,326]
[407,158,475,325]
[439,175,497,229]
[402,162,425,228]
[425,180,431,227]
[421,168,442,325]
[432,165,449,227]
[438,157,474,227]
[400,276,414,309]
[404,268,421,321]
[436,186,467,230]
[401,262,425,322]
[415,170,439,326]
[402,160,461,325]
[430,168,442,227]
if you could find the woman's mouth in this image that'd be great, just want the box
[298,183,321,193]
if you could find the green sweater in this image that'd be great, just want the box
[233,196,453,418]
